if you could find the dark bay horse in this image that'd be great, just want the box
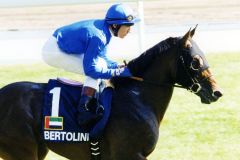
[0,27,222,160]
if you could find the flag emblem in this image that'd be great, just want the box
[44,116,63,130]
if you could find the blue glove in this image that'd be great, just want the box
[112,67,132,77]
[107,62,118,69]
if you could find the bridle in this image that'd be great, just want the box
[178,51,204,93]
[131,41,211,93]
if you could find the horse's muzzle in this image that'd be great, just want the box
[212,90,223,99]
[199,69,223,104]
[198,88,223,104]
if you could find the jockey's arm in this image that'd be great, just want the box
[83,37,132,79]
[100,53,118,69]
[99,46,118,69]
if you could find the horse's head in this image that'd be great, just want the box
[126,25,222,104]
[176,25,223,104]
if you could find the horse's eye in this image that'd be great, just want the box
[190,55,203,71]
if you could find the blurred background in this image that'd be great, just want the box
[0,0,240,64]
[0,1,240,160]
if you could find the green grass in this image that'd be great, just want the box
[0,53,239,160]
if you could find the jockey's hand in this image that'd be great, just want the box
[113,67,132,77]
[117,60,128,68]
[117,64,126,68]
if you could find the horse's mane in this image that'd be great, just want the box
[111,37,178,88]
[127,37,178,77]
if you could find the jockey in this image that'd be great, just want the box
[42,4,140,125]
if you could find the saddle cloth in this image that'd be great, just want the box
[42,78,113,142]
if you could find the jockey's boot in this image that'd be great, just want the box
[77,86,102,126]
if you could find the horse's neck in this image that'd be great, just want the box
[112,77,174,124]
[137,53,177,123]
[115,37,178,124]
[140,84,174,124]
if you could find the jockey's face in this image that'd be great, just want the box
[118,25,131,38]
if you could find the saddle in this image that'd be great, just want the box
[42,78,113,143]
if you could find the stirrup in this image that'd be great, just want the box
[84,104,90,111]
[77,112,102,126]
[96,104,104,115]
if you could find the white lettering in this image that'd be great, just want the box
[73,132,78,141]
[44,131,49,139]
[50,131,55,140]
[80,133,89,141]
[66,132,73,141]
[49,87,61,117]
[55,131,61,141]
[43,131,89,142]
[61,132,66,141]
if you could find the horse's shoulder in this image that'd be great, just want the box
[110,91,159,155]
[111,86,158,130]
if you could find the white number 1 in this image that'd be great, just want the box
[49,87,61,117]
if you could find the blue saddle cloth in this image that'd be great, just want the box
[42,79,113,142]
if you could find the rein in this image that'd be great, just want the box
[128,42,205,91]
[126,38,209,92]
[124,57,185,89]
[130,76,185,89]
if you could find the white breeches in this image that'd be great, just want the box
[41,36,99,89]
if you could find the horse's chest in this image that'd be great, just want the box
[110,93,160,155]
[131,109,159,154]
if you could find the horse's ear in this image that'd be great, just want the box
[190,24,198,38]
[182,28,191,46]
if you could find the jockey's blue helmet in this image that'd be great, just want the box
[105,4,140,25]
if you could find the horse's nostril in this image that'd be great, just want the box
[213,90,223,98]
